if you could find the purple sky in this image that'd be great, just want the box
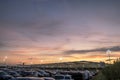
[0,0,120,64]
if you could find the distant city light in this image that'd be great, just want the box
[5,56,8,59]
[40,60,43,63]
[30,62,33,65]
[59,57,63,61]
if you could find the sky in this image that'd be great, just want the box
[0,0,120,65]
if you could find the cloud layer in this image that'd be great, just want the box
[64,46,120,54]
[0,0,120,64]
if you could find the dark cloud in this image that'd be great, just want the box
[90,41,120,44]
[64,46,120,55]
[0,39,4,45]
[0,42,4,48]
[0,40,10,48]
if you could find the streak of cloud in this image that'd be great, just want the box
[64,46,120,55]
